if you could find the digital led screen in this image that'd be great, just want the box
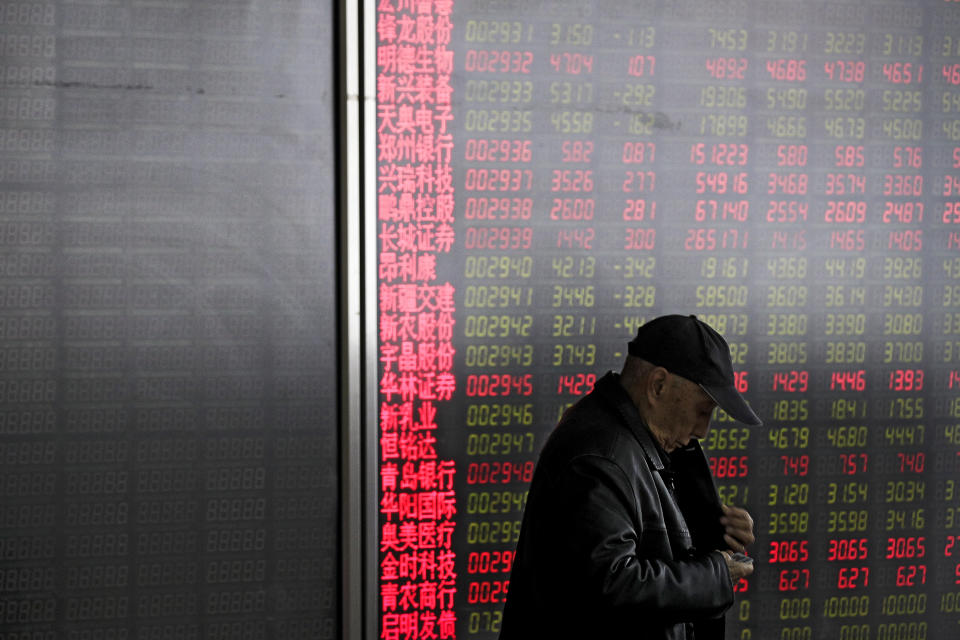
[373,1,960,638]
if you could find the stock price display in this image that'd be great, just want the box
[374,1,960,639]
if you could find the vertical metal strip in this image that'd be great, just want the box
[339,0,364,638]
[361,0,382,635]
[360,0,380,640]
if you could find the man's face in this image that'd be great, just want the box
[648,372,717,452]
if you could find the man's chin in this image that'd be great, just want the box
[672,438,697,451]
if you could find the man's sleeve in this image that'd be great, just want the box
[561,453,735,625]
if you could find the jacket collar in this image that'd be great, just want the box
[594,371,669,471]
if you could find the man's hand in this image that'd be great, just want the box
[720,503,754,552]
[720,550,754,581]
[719,504,755,582]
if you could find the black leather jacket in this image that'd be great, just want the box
[500,372,734,640]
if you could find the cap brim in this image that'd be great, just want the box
[700,384,762,426]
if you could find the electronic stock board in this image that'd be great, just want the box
[372,1,960,639]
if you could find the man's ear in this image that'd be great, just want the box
[646,367,669,404]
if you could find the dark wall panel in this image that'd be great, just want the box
[0,2,338,638]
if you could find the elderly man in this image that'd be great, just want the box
[500,315,760,640]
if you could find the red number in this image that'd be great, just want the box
[837,566,869,589]
[895,564,926,587]
[768,540,809,563]
[778,568,810,591]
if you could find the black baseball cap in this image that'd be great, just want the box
[628,314,762,426]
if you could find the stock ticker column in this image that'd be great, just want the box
[657,1,759,624]
[453,2,671,635]
[752,6,815,639]
[935,1,960,630]
[868,6,930,637]
[457,6,570,636]
[792,5,875,637]
[376,1,459,638]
